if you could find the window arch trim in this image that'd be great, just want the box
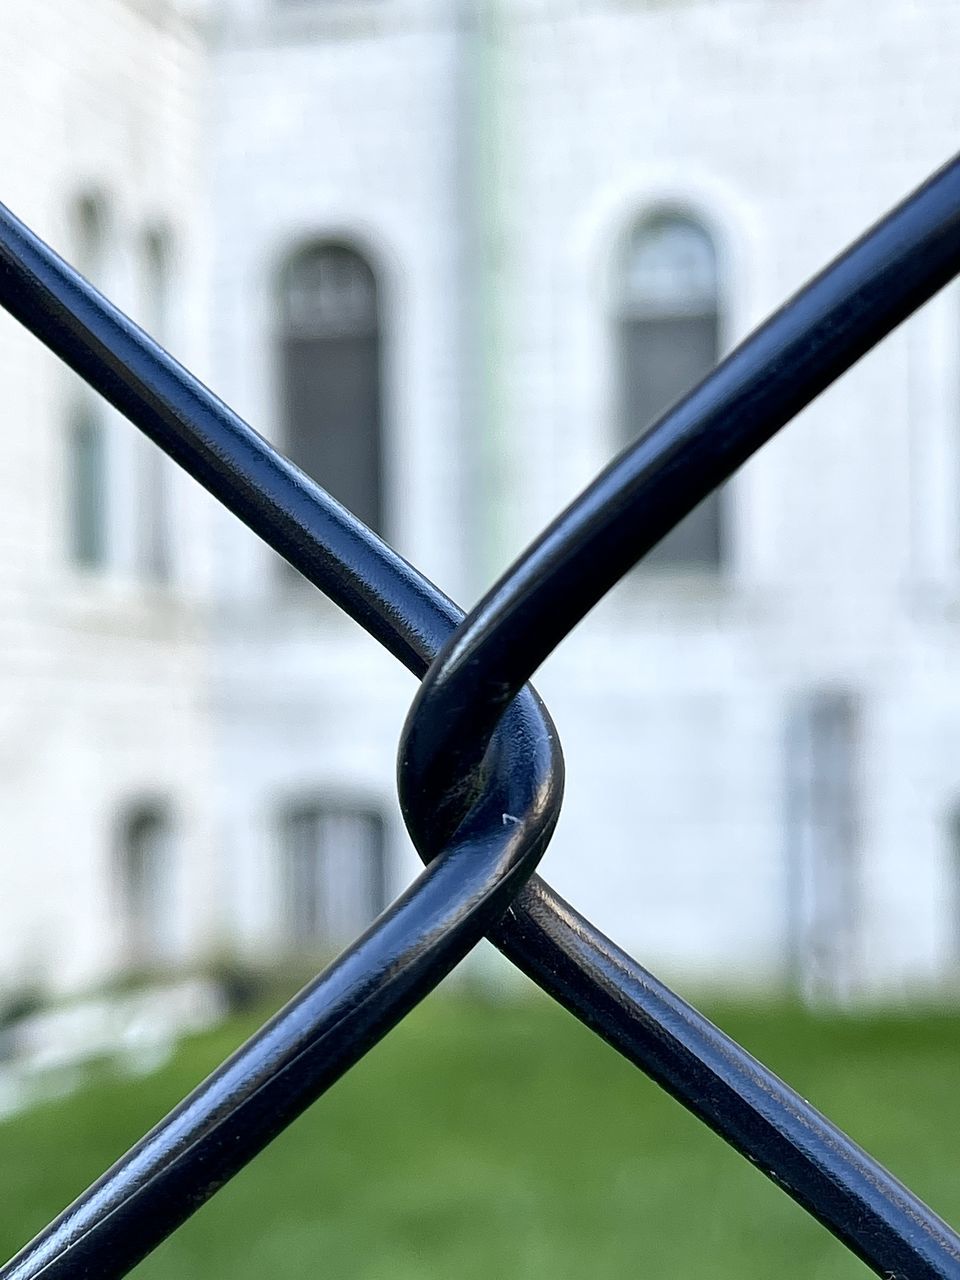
[617,208,720,319]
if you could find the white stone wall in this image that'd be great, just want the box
[0,0,219,992]
[505,0,960,997]
[208,0,472,953]
[8,0,953,1001]
[208,0,960,1000]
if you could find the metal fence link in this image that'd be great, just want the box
[1,152,960,1279]
[0,199,565,1280]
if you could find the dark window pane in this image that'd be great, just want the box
[278,244,383,541]
[119,806,173,963]
[280,803,387,950]
[136,445,170,581]
[73,194,106,284]
[620,313,717,432]
[283,808,323,942]
[67,196,111,573]
[69,408,107,567]
[136,228,172,581]
[619,311,721,569]
[281,244,377,337]
[784,692,859,1003]
[282,332,382,532]
[617,212,726,572]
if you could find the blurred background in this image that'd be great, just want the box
[1,0,959,1274]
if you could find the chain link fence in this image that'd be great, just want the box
[1,151,960,1280]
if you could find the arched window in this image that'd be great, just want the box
[68,403,107,566]
[142,227,171,340]
[783,691,859,1003]
[949,807,960,963]
[118,803,174,963]
[135,227,172,581]
[67,195,110,568]
[616,211,724,569]
[75,195,107,284]
[278,801,387,951]
[278,242,383,535]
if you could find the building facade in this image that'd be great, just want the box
[209,0,960,1002]
[0,0,219,992]
[3,0,960,1004]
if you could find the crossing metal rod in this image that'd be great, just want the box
[491,881,960,1280]
[0,790,562,1280]
[0,203,451,678]
[1,146,960,1280]
[398,152,960,1278]
[399,152,960,852]
[0,204,564,1280]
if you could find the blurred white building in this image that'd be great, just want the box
[3,0,960,1003]
[0,0,219,993]
[208,0,960,1004]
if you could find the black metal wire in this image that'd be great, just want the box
[0,202,564,1280]
[491,884,960,1280]
[0,151,958,1280]
[396,152,960,1280]
[399,153,960,846]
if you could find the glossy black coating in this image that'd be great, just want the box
[0,144,958,1280]
[491,881,960,1280]
[400,153,960,840]
[398,153,960,1278]
[0,201,564,1280]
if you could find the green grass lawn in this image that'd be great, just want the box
[1,986,959,1278]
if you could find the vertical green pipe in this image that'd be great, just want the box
[454,0,509,594]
